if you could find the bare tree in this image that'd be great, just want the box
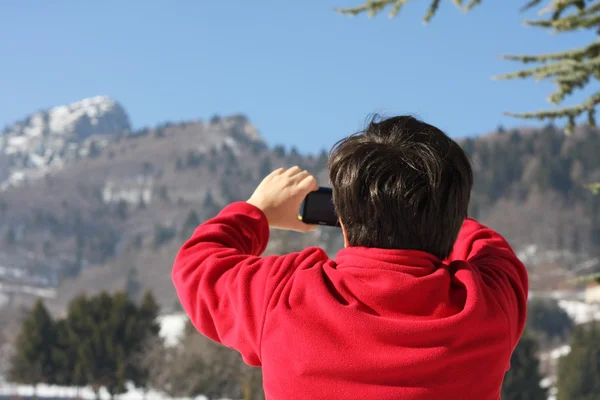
[139,322,265,400]
[173,332,244,399]
[134,335,175,398]
[0,329,7,377]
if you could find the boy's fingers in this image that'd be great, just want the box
[298,174,318,192]
[294,170,310,182]
[284,166,302,177]
[269,168,285,178]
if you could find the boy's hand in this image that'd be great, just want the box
[247,166,319,232]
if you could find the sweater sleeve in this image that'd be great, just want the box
[171,201,324,366]
[446,217,529,350]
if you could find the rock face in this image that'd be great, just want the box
[0,96,131,189]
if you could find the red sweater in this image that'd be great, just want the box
[172,202,528,400]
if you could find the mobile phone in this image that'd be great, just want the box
[298,187,340,227]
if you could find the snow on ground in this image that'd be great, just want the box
[539,344,571,362]
[157,313,188,347]
[0,382,230,400]
[535,298,600,365]
[557,299,600,325]
[0,282,56,299]
[2,297,596,399]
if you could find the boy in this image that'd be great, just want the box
[172,115,528,400]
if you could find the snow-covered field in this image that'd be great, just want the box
[0,382,227,400]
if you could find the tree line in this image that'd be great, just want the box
[8,291,160,399]
[7,290,264,400]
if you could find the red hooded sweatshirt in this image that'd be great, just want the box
[172,202,528,400]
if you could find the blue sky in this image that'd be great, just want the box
[0,1,595,153]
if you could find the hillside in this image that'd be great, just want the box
[0,97,599,323]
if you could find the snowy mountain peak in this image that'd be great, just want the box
[3,96,130,143]
[48,96,125,135]
[0,96,131,189]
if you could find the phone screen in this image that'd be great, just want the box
[301,188,338,226]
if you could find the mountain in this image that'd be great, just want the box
[0,97,599,327]
[0,96,130,189]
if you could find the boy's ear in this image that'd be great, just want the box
[340,221,349,248]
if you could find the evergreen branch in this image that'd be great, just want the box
[335,0,397,17]
[495,56,600,84]
[521,0,544,12]
[333,0,600,131]
[505,91,600,117]
[549,72,591,104]
[424,0,442,22]
[504,92,600,134]
[524,14,600,31]
[334,0,480,22]
[495,60,573,80]
[589,107,596,126]
[464,0,483,11]
[551,0,588,19]
[525,0,600,31]
[390,0,410,18]
[581,2,600,16]
[586,182,600,194]
[498,40,600,63]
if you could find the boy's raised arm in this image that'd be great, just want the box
[172,167,321,365]
[447,217,529,349]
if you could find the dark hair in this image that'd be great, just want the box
[328,115,472,259]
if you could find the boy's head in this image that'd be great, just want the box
[328,115,472,260]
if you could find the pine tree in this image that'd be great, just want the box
[65,292,117,399]
[259,157,274,178]
[63,294,92,390]
[273,145,286,158]
[5,226,15,245]
[62,291,161,398]
[130,291,161,393]
[501,332,547,400]
[104,291,141,398]
[9,299,58,395]
[153,223,176,248]
[180,210,201,239]
[73,213,85,277]
[202,190,221,220]
[526,297,574,345]
[332,1,600,136]
[557,322,600,400]
[315,149,329,171]
[125,267,142,301]
[0,199,7,217]
[139,291,160,336]
[116,199,128,220]
[49,319,75,387]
